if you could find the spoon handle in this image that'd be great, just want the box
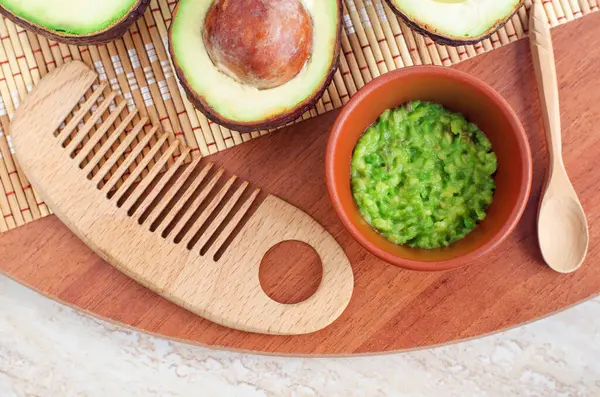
[529,1,562,165]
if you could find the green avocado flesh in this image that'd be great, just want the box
[171,0,339,125]
[351,101,498,249]
[388,0,521,39]
[0,0,138,35]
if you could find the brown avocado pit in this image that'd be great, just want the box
[203,0,313,90]
[170,0,342,132]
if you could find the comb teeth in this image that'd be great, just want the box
[179,175,240,247]
[64,91,118,154]
[80,110,141,170]
[120,143,183,213]
[97,125,158,191]
[84,116,147,177]
[57,83,108,143]
[167,167,227,240]
[149,157,209,234]
[145,164,261,257]
[52,83,261,260]
[187,179,248,250]
[73,100,128,163]
[131,148,191,219]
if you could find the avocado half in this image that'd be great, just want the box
[169,0,342,132]
[385,0,524,46]
[0,0,150,45]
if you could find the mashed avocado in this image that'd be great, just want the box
[351,101,497,249]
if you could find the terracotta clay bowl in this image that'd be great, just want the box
[325,66,533,271]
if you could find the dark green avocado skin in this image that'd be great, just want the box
[384,0,524,46]
[169,0,343,133]
[0,0,150,45]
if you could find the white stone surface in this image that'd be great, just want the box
[0,274,599,397]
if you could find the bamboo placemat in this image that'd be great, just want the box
[0,0,597,233]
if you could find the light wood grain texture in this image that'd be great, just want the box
[1,15,600,355]
[9,61,354,336]
[530,1,589,273]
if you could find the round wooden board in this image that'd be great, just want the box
[1,16,599,356]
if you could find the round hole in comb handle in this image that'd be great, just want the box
[259,240,323,305]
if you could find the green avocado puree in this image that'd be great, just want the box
[351,101,497,249]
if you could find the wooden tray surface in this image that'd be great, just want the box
[1,15,599,356]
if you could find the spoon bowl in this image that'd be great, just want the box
[538,169,589,273]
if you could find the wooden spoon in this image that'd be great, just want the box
[530,1,589,273]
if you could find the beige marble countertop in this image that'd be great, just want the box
[0,274,598,396]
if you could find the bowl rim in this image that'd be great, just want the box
[325,65,533,271]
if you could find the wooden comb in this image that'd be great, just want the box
[11,61,354,335]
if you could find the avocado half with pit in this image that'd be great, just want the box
[0,0,150,45]
[169,0,342,132]
[385,0,524,46]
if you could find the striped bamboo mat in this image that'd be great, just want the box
[0,0,597,233]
